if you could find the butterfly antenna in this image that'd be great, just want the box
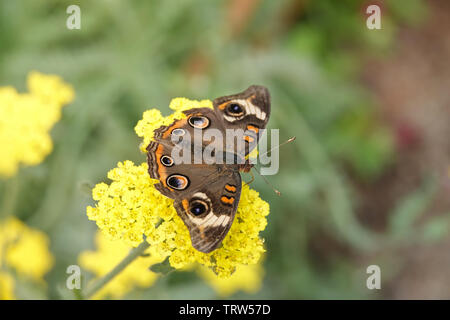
[258,136,296,158]
[243,170,255,187]
[251,166,281,196]
[248,136,296,196]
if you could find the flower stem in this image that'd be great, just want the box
[1,176,20,220]
[83,240,150,299]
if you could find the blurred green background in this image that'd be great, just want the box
[1,0,450,299]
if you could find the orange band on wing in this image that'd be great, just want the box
[225,184,237,193]
[220,196,235,205]
[155,144,167,185]
[182,199,189,212]
[244,135,255,143]
[162,118,187,139]
[218,102,228,110]
[246,125,259,133]
[247,94,256,104]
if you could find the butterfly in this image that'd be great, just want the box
[146,85,270,253]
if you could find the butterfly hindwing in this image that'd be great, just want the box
[147,138,241,253]
[173,171,241,253]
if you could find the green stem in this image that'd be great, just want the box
[1,176,20,220]
[83,240,150,299]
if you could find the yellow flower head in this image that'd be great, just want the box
[87,98,270,278]
[0,217,54,282]
[198,263,264,297]
[0,71,74,177]
[79,231,163,299]
[0,271,15,300]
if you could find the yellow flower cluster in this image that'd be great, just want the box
[198,263,264,297]
[0,271,15,300]
[80,232,264,299]
[87,160,268,278]
[0,217,54,299]
[0,71,74,177]
[79,231,163,299]
[87,98,270,278]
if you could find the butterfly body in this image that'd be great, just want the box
[147,85,270,253]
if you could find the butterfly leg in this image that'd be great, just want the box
[244,170,255,186]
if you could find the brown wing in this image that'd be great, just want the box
[147,136,241,253]
[173,170,241,253]
[213,85,271,157]
[147,139,223,200]
[146,108,230,199]
[146,86,271,252]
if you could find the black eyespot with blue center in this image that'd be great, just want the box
[188,116,210,129]
[166,174,189,190]
[160,155,174,167]
[189,200,208,216]
[171,128,185,136]
[226,103,244,116]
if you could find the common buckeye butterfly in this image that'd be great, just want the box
[146,85,270,253]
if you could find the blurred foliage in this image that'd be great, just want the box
[0,0,444,300]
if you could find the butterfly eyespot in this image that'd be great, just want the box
[188,115,210,129]
[189,200,209,216]
[160,155,174,167]
[166,174,189,190]
[226,103,244,117]
[171,128,185,136]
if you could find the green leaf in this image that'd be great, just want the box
[149,257,175,275]
[388,177,437,239]
[78,181,95,196]
[420,216,450,243]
